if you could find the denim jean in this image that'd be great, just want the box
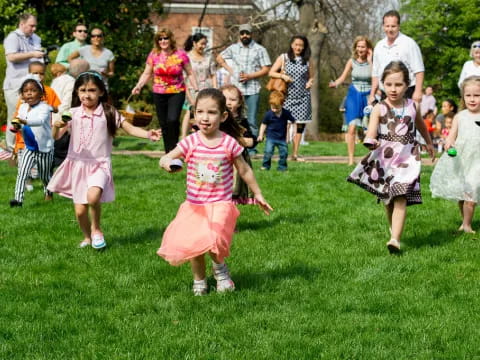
[244,93,260,137]
[262,138,288,170]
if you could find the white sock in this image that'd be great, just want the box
[194,279,206,285]
[212,262,225,270]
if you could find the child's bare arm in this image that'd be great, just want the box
[121,120,161,141]
[363,104,381,149]
[444,114,459,150]
[159,147,183,172]
[257,123,267,142]
[234,156,273,215]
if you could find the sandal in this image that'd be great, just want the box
[79,240,91,248]
[386,238,401,254]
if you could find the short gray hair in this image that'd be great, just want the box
[19,13,36,24]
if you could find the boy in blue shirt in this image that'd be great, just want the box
[257,91,296,171]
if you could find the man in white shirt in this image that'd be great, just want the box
[369,10,425,105]
[3,13,44,150]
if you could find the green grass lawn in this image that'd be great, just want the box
[112,136,370,157]
[1,153,479,359]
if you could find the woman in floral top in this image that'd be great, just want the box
[132,28,198,152]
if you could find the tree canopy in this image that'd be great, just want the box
[1,0,162,102]
[401,0,480,99]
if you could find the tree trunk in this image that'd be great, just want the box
[297,0,326,140]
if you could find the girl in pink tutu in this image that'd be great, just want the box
[347,61,435,254]
[158,88,272,296]
[48,71,161,249]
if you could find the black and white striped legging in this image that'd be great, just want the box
[14,149,53,202]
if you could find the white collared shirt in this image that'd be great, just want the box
[372,32,424,87]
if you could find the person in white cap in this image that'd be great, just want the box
[217,24,271,154]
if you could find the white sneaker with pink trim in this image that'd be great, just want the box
[92,232,106,250]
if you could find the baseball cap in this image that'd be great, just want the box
[239,24,252,33]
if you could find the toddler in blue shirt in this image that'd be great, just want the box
[257,91,296,171]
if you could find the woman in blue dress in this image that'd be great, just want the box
[329,36,373,165]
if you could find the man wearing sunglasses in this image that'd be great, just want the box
[217,23,271,155]
[55,23,88,69]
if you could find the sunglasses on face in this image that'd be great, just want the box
[472,44,480,49]
[91,34,103,38]
[239,31,251,36]
[76,29,88,33]
[158,37,169,41]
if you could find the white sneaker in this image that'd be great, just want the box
[92,232,106,249]
[192,280,208,296]
[213,263,235,292]
[25,184,34,192]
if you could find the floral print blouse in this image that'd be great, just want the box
[147,49,190,94]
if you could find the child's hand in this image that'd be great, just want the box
[255,193,273,215]
[444,140,455,150]
[363,137,379,150]
[53,120,67,128]
[257,135,263,143]
[159,156,172,172]
[147,129,162,142]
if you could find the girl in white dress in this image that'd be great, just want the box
[430,76,480,233]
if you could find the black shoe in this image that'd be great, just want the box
[9,199,23,208]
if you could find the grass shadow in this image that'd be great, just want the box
[233,263,322,290]
[112,226,165,246]
[403,228,463,249]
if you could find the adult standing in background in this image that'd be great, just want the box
[420,86,437,117]
[3,13,44,151]
[329,36,373,166]
[457,41,480,88]
[369,10,424,104]
[132,28,198,153]
[217,24,271,155]
[68,27,114,88]
[55,22,88,69]
[269,35,314,162]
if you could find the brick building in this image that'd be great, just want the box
[151,0,257,53]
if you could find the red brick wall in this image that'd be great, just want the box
[151,12,248,55]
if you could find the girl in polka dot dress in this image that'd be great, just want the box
[347,61,434,253]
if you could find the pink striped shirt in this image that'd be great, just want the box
[178,132,244,204]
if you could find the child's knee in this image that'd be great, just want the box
[87,186,103,204]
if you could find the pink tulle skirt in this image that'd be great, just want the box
[157,201,240,266]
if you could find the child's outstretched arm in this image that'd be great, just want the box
[363,104,381,149]
[414,104,435,161]
[234,156,273,215]
[444,114,459,150]
[121,121,161,141]
[159,147,183,172]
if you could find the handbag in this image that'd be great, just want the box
[266,54,287,94]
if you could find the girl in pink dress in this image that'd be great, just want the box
[158,88,272,296]
[347,61,435,254]
[48,71,161,249]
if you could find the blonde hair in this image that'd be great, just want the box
[352,36,373,59]
[153,28,176,53]
[460,75,480,109]
[269,91,285,106]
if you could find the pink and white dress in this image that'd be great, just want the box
[48,104,123,204]
[347,99,422,205]
[157,132,244,265]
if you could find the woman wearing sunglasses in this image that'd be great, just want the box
[458,41,480,88]
[132,28,198,153]
[68,27,114,88]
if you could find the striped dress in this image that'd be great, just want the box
[157,132,244,266]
